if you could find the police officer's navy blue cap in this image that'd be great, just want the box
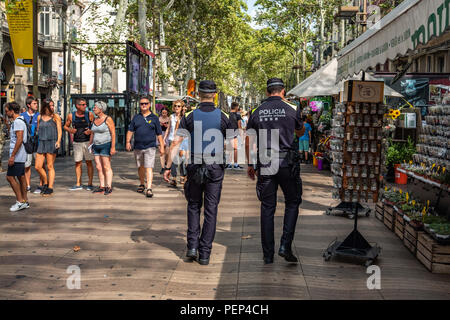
[198,80,217,93]
[267,78,285,88]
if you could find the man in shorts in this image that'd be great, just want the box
[63,98,95,190]
[298,115,312,163]
[126,96,164,198]
[21,96,41,192]
[5,102,29,212]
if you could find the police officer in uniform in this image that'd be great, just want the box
[246,78,305,264]
[164,80,232,265]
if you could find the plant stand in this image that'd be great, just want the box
[325,201,371,219]
[324,202,381,266]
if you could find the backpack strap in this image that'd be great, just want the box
[16,117,31,141]
[85,111,91,127]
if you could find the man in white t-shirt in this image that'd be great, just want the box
[5,102,29,212]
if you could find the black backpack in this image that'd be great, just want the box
[16,117,38,154]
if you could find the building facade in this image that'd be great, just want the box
[0,1,84,114]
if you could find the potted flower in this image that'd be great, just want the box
[423,214,444,228]
[435,223,450,240]
[383,189,406,206]
[386,138,415,184]
[401,203,416,221]
[408,211,424,230]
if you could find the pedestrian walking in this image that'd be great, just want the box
[178,105,189,184]
[158,107,170,173]
[298,115,312,163]
[164,80,233,266]
[0,113,6,172]
[164,100,183,187]
[126,96,164,198]
[241,110,248,130]
[63,98,95,191]
[246,78,305,264]
[226,102,243,170]
[90,101,116,195]
[4,102,29,212]
[34,99,62,197]
[20,96,41,193]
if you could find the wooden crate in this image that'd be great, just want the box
[403,223,420,255]
[395,213,405,240]
[416,232,450,274]
[375,201,384,222]
[383,204,396,231]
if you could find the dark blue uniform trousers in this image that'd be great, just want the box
[184,164,224,258]
[256,166,302,258]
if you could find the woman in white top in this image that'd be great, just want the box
[89,101,116,196]
[163,100,183,187]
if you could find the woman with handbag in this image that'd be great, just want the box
[34,99,62,196]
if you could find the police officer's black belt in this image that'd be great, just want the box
[264,150,289,158]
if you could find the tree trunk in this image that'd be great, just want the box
[0,5,3,65]
[101,0,128,92]
[319,0,325,68]
[159,11,168,95]
[182,0,196,93]
[302,40,307,79]
[138,0,147,47]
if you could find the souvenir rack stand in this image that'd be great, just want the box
[324,81,384,265]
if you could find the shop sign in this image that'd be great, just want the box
[337,0,450,81]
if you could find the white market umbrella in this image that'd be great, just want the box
[287,58,403,98]
[287,59,338,98]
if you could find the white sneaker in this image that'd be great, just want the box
[10,201,24,212]
[21,202,30,209]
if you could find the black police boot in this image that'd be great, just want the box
[263,256,274,264]
[186,248,198,260]
[198,254,210,265]
[198,258,210,265]
[278,245,298,263]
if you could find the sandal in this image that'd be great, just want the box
[145,188,153,198]
[137,184,145,193]
[93,186,105,194]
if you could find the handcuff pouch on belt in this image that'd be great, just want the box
[255,149,301,175]
[286,149,301,175]
[192,163,210,185]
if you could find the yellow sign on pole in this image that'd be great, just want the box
[6,0,34,67]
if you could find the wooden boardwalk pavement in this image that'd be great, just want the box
[0,152,449,299]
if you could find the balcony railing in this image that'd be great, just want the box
[38,33,64,51]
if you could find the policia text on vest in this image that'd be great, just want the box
[246,78,305,265]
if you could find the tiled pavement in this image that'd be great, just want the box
[0,151,449,300]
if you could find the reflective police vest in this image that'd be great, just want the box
[191,108,222,164]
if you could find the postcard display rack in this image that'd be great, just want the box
[410,104,450,216]
[324,80,384,266]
